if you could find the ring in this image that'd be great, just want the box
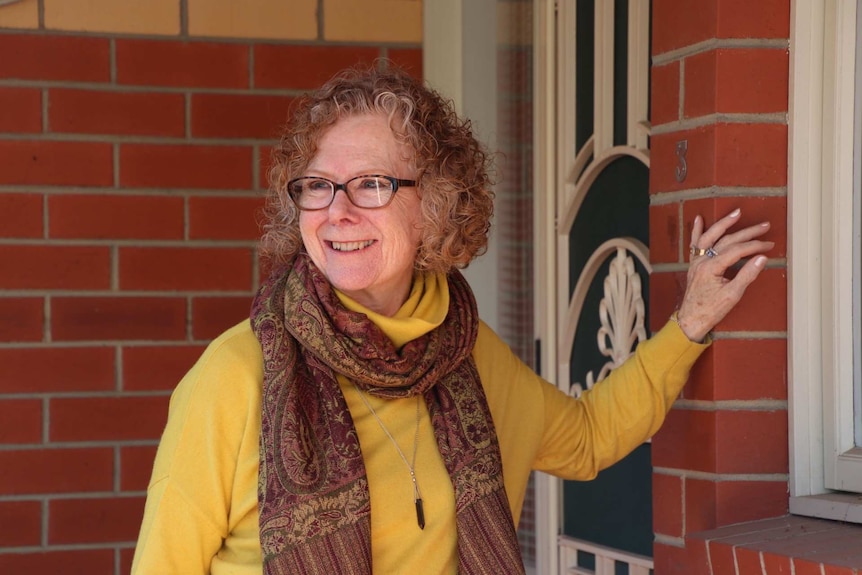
[690,245,719,258]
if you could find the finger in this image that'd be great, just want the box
[713,240,774,266]
[689,215,704,247]
[697,208,741,248]
[714,221,771,252]
[723,254,769,294]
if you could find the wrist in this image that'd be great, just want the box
[671,311,706,343]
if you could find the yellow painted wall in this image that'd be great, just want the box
[0,0,422,42]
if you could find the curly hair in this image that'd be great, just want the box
[260,64,494,273]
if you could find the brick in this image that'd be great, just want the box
[685,478,718,534]
[497,47,530,96]
[0,500,41,546]
[648,270,688,332]
[0,297,43,341]
[189,195,265,240]
[120,144,253,190]
[254,44,381,90]
[49,194,185,240]
[0,192,43,238]
[0,87,42,132]
[682,196,788,259]
[715,268,787,333]
[49,496,145,544]
[122,345,205,391]
[0,245,111,290]
[120,549,135,575]
[762,552,792,575]
[716,0,790,39]
[120,445,158,491]
[0,140,113,186]
[649,203,681,264]
[651,124,787,192]
[685,539,712,575]
[0,550,114,575]
[736,547,763,575]
[688,339,788,401]
[0,398,42,444]
[0,347,115,393]
[716,124,788,187]
[652,472,683,537]
[116,39,249,89]
[0,34,110,82]
[52,297,187,341]
[823,566,856,575]
[188,0,316,40]
[324,0,421,43]
[49,88,186,137]
[191,93,294,139]
[650,127,716,193]
[654,543,691,575]
[387,48,423,78]
[793,558,824,575]
[683,50,717,119]
[44,0,180,35]
[0,448,113,494]
[652,0,717,55]
[686,49,789,117]
[259,144,276,190]
[716,410,788,474]
[652,408,717,472]
[497,98,533,145]
[51,396,169,442]
[708,540,737,575]
[119,247,253,291]
[651,61,680,126]
[192,296,252,339]
[716,481,788,526]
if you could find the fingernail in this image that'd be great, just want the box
[730,208,741,217]
[755,255,767,267]
[761,222,770,227]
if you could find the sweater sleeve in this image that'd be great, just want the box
[131,321,264,575]
[534,319,708,480]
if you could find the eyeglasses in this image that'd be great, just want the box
[286,174,417,211]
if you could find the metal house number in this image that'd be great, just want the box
[675,140,688,182]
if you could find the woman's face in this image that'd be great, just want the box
[299,113,423,316]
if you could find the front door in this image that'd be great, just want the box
[536,1,654,573]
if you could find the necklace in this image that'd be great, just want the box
[353,383,425,530]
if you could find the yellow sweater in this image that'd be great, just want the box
[132,279,706,575]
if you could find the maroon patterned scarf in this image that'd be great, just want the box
[250,253,524,574]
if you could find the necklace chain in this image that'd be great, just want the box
[353,383,425,530]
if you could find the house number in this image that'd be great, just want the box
[675,139,688,182]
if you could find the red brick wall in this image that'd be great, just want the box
[0,29,420,574]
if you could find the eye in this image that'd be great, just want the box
[356,177,393,191]
[306,178,332,192]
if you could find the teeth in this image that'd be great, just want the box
[331,240,374,252]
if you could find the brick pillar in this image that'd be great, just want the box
[647,1,790,573]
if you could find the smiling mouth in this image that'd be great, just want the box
[329,240,375,252]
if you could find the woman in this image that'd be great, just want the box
[131,66,773,575]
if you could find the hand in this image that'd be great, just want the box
[676,208,774,342]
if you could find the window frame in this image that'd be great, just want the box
[789,0,862,522]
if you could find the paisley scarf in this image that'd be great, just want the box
[250,252,525,574]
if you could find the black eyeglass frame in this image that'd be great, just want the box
[286,174,417,211]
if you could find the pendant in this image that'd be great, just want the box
[415,498,425,530]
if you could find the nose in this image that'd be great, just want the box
[327,187,358,222]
